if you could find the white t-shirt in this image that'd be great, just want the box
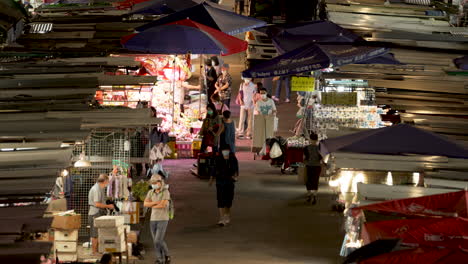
[255,98,277,115]
[241,82,257,109]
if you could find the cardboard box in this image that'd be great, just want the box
[56,252,77,262]
[51,214,81,230]
[98,225,130,237]
[127,231,138,244]
[55,241,77,253]
[54,229,78,241]
[94,216,124,228]
[99,234,126,253]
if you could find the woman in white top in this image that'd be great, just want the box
[236,78,256,139]
[255,88,277,116]
[252,88,277,150]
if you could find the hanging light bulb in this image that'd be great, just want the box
[413,172,420,186]
[386,172,393,186]
[74,145,91,168]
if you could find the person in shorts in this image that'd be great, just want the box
[88,174,114,255]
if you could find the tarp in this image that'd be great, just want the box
[454,55,468,70]
[241,43,389,78]
[267,21,402,65]
[359,247,468,264]
[352,190,468,218]
[121,19,247,55]
[362,217,468,249]
[129,0,229,15]
[319,124,468,158]
[135,2,267,35]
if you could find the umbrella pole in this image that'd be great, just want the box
[172,56,176,129]
[199,54,203,119]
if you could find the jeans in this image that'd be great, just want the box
[275,76,291,99]
[237,106,253,137]
[150,221,170,263]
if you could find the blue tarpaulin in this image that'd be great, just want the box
[135,2,266,35]
[320,124,468,159]
[268,21,402,65]
[129,0,228,15]
[241,43,389,78]
[454,55,468,70]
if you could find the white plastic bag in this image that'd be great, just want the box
[259,143,267,156]
[273,116,279,132]
[270,142,282,159]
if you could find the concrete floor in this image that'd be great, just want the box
[137,5,345,262]
[137,56,345,264]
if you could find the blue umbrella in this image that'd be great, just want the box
[268,21,402,65]
[129,0,228,15]
[454,55,468,70]
[241,43,389,78]
[136,2,266,35]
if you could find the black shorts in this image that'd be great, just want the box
[216,183,235,208]
[88,211,104,238]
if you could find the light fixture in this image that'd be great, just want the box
[61,169,69,177]
[386,172,393,186]
[74,145,91,168]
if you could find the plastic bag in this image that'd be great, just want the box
[259,143,267,156]
[270,142,282,159]
[273,116,279,132]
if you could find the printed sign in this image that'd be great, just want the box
[321,92,358,106]
[291,76,315,92]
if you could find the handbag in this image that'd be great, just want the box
[235,84,244,106]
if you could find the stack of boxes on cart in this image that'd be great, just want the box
[95,216,130,253]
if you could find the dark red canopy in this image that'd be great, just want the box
[353,190,468,218]
[362,217,468,249]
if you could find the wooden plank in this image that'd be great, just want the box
[0,148,72,164]
[0,119,82,133]
[0,168,59,179]
[376,92,465,103]
[424,178,468,189]
[20,31,96,40]
[0,141,62,150]
[357,183,459,201]
[0,88,96,99]
[368,79,466,94]
[0,131,89,141]
[0,77,98,89]
[376,98,468,108]
[425,170,468,181]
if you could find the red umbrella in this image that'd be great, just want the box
[121,18,247,56]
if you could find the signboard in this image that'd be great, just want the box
[291,76,315,92]
[321,92,358,106]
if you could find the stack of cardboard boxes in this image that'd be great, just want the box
[51,213,81,262]
[95,216,129,253]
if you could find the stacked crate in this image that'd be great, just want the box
[95,216,129,253]
[176,141,192,158]
[54,229,79,262]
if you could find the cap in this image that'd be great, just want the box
[150,174,164,183]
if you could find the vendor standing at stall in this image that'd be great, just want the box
[88,174,114,256]
[252,88,277,151]
[214,64,233,108]
[204,60,218,104]
[144,175,172,264]
[303,133,323,205]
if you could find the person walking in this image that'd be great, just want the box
[88,174,114,256]
[209,147,239,226]
[199,103,224,153]
[214,64,233,108]
[303,133,323,205]
[236,77,256,139]
[272,76,291,103]
[144,175,172,264]
[221,110,236,153]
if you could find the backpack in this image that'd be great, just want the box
[159,190,174,220]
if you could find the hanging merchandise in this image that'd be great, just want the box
[107,164,131,199]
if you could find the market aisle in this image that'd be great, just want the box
[139,151,344,264]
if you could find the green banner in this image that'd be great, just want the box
[291,77,315,92]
